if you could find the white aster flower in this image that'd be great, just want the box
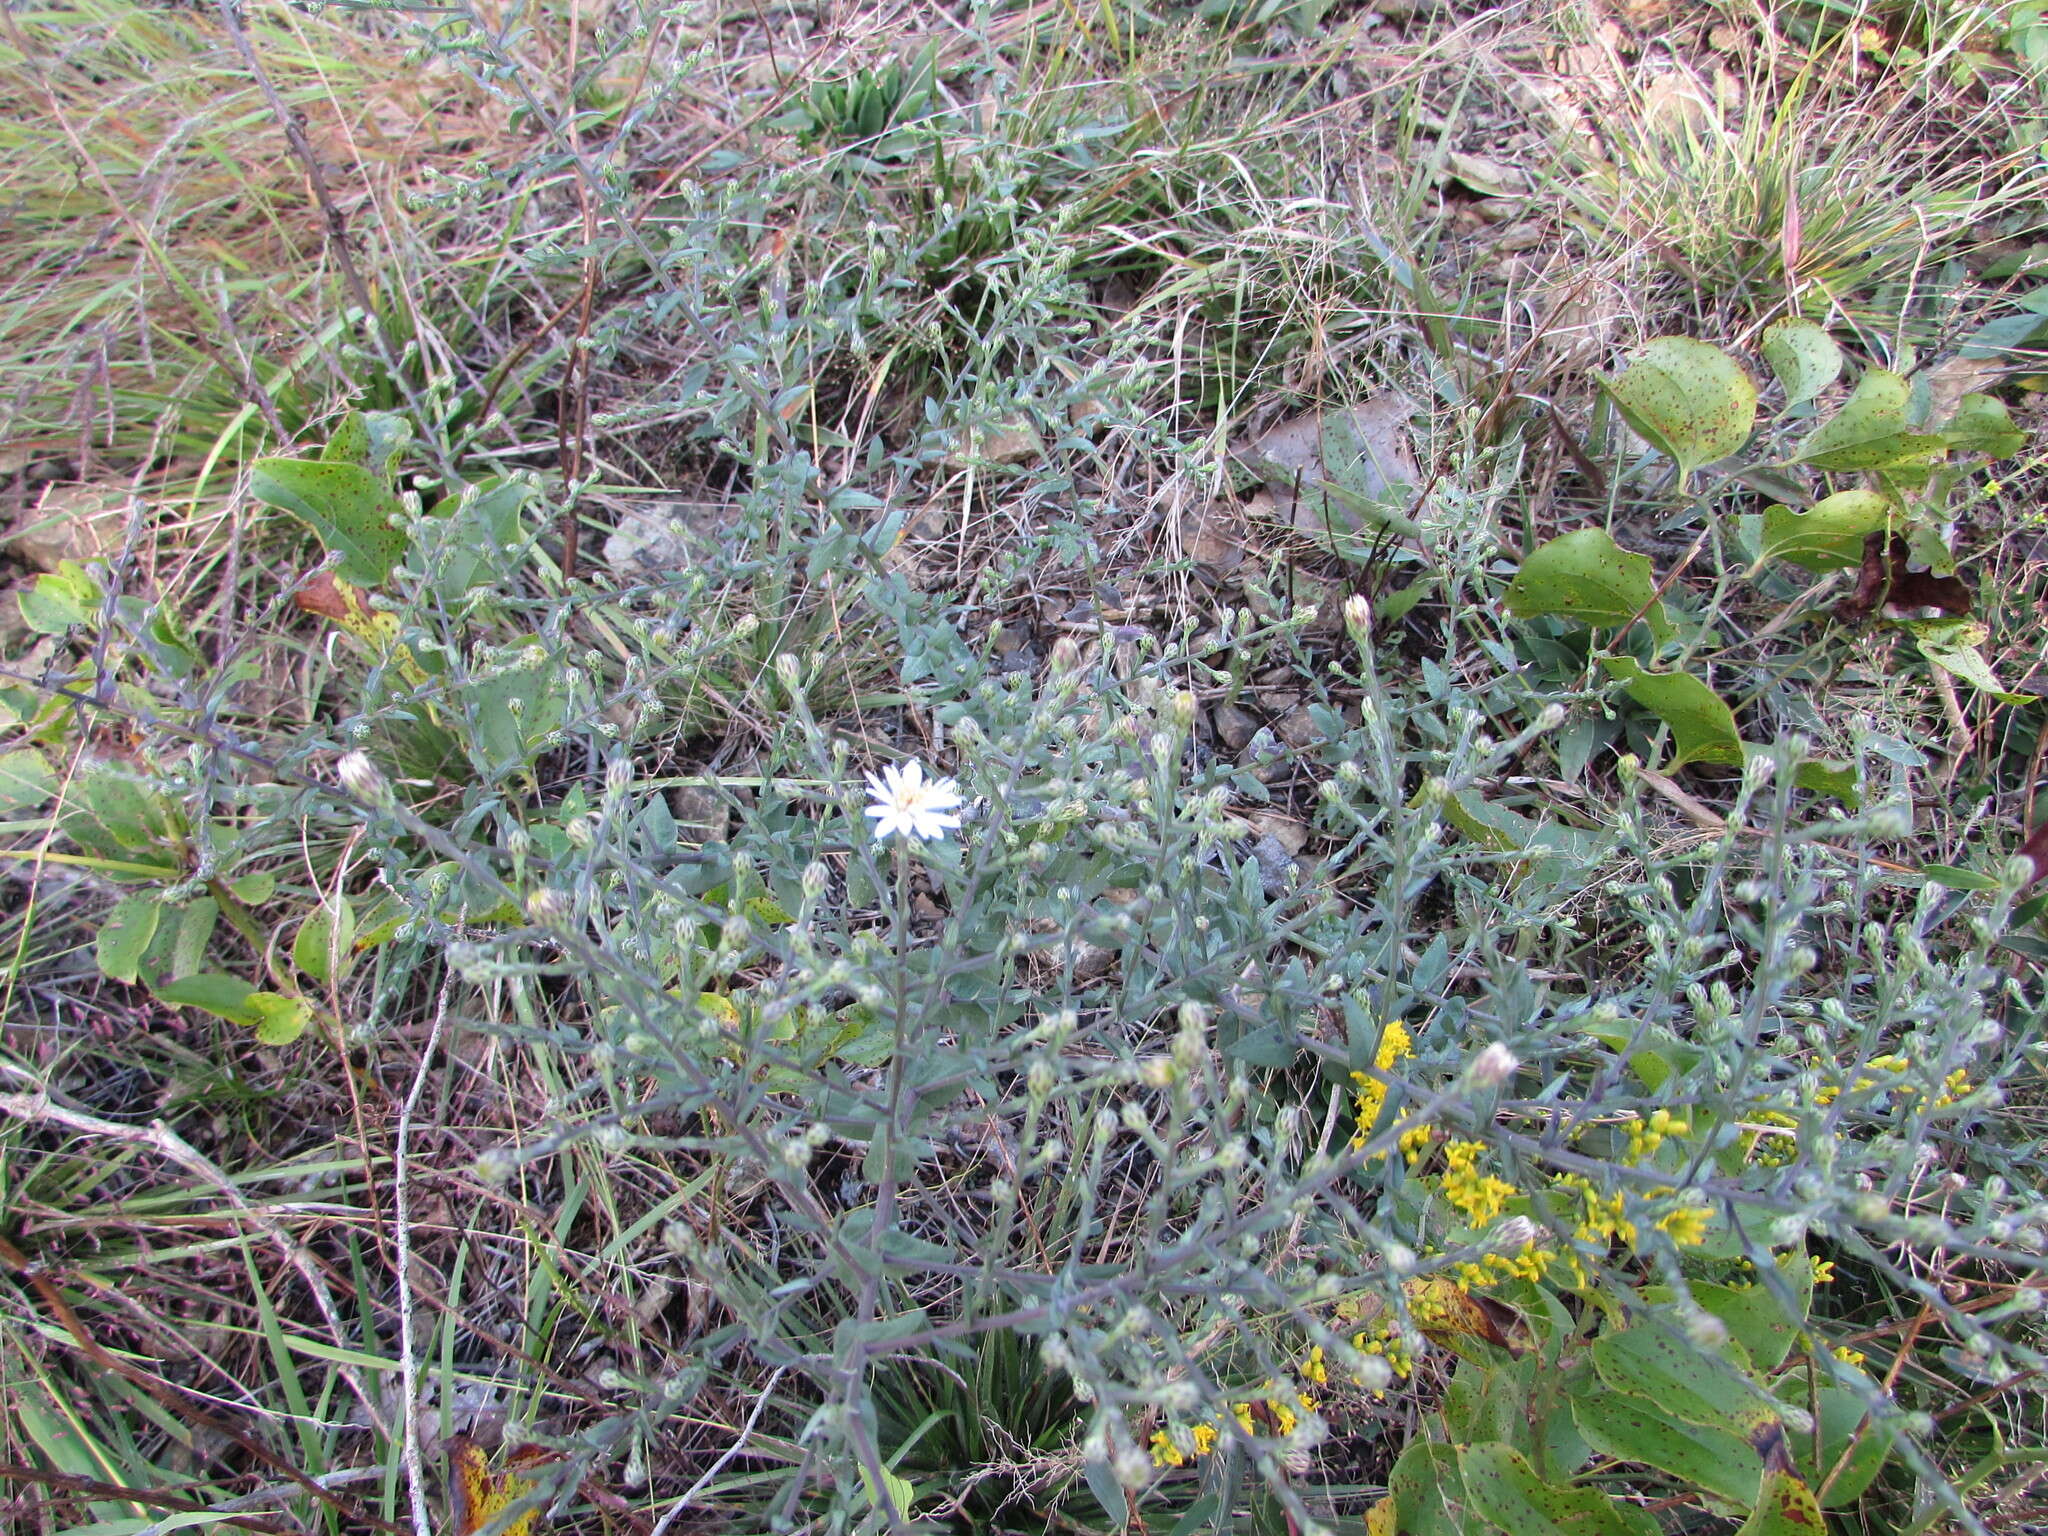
[863,759,964,842]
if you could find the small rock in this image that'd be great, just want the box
[603,502,729,577]
[1493,220,1548,253]
[668,785,730,845]
[1468,196,1527,225]
[1273,705,1318,750]
[6,484,124,572]
[1246,396,1418,554]
[951,418,1044,467]
[1244,810,1309,855]
[1247,835,1299,897]
[1180,499,1247,572]
[1446,152,1529,198]
[1213,702,1257,752]
[1636,67,1721,138]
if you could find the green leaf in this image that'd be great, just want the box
[152,974,308,1044]
[1761,319,1842,407]
[19,562,101,633]
[1603,337,1758,483]
[1505,528,1669,635]
[1796,371,1948,470]
[1922,863,2004,892]
[321,411,373,466]
[1386,1439,1465,1536]
[1735,1468,1824,1536]
[1083,1456,1128,1532]
[1907,618,2037,704]
[1569,1388,1764,1508]
[0,748,55,813]
[249,458,408,585]
[1603,657,1743,770]
[96,895,160,984]
[1783,751,1860,806]
[294,897,358,984]
[1693,1277,1807,1373]
[1759,490,1893,572]
[229,870,276,904]
[245,991,312,1046]
[1592,1325,1782,1439]
[1458,1441,1657,1536]
[1774,1366,1897,1506]
[60,759,173,858]
[1939,393,2024,459]
[169,896,219,979]
[154,972,262,1025]
[741,894,795,927]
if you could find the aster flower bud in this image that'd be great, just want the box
[336,750,391,806]
[1343,593,1373,643]
[802,860,831,901]
[525,887,571,925]
[1470,1042,1520,1088]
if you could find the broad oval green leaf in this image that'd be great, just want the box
[1569,1387,1764,1508]
[1692,1275,1809,1373]
[153,973,309,1045]
[1761,320,1842,408]
[249,458,409,585]
[321,411,372,466]
[1796,370,1948,471]
[1591,1324,1782,1439]
[0,748,56,813]
[19,563,100,634]
[1760,490,1893,573]
[1605,337,1758,483]
[97,894,161,984]
[170,896,219,979]
[294,896,358,984]
[245,991,312,1046]
[1773,1366,1897,1507]
[1458,1441,1658,1536]
[229,870,277,904]
[1735,1468,1824,1536]
[154,971,261,1025]
[1387,1437,1466,1536]
[1939,393,2024,459]
[1603,657,1743,770]
[1506,528,1668,634]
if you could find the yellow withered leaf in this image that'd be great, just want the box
[448,1436,544,1536]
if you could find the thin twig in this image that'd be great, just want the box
[396,979,456,1536]
[650,1366,788,1536]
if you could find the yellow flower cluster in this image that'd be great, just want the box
[1350,1020,1415,1154]
[1556,1173,1636,1247]
[1741,1110,1799,1168]
[1453,1241,1557,1289]
[1816,1055,1972,1109]
[1653,1199,1711,1248]
[1440,1139,1516,1227]
[1350,1322,1413,1389]
[1626,1108,1689,1162]
[1147,1358,1325,1468]
[1147,1422,1219,1467]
